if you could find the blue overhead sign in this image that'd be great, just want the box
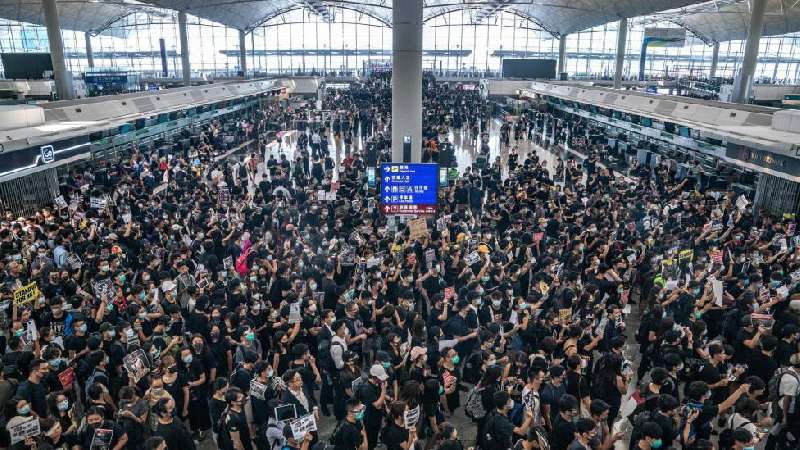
[380,163,438,215]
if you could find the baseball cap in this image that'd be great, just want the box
[369,364,388,381]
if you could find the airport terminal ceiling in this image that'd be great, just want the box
[0,0,798,40]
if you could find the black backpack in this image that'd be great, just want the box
[479,413,504,450]
[718,418,752,450]
[317,339,341,372]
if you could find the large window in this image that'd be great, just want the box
[1,6,800,83]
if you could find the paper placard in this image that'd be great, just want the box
[289,414,317,441]
[711,250,723,264]
[366,257,382,269]
[8,415,40,445]
[223,256,234,270]
[13,282,39,307]
[339,245,355,266]
[425,248,436,267]
[67,253,82,269]
[404,405,421,429]
[464,251,480,266]
[736,195,748,210]
[250,380,268,400]
[89,196,108,210]
[123,349,150,383]
[54,195,68,209]
[558,308,572,322]
[678,249,694,262]
[408,218,428,241]
[90,428,114,449]
[288,302,302,324]
[712,279,723,306]
[92,278,114,298]
[58,367,75,390]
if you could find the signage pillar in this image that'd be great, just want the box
[84,31,94,68]
[709,41,720,79]
[614,18,627,90]
[732,0,767,104]
[239,29,247,77]
[392,0,423,163]
[557,35,567,78]
[178,10,191,86]
[42,0,74,100]
[159,38,168,77]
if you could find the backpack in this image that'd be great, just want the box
[479,413,504,450]
[718,416,752,450]
[265,422,285,450]
[352,376,368,402]
[465,386,488,420]
[768,368,800,422]
[317,339,341,372]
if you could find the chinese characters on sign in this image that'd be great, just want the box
[380,163,438,215]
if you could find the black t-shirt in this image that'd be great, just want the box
[335,420,363,450]
[552,415,576,450]
[359,381,382,425]
[381,422,408,450]
[485,412,514,450]
[219,409,253,450]
[16,380,48,418]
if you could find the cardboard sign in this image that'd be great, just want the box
[122,349,150,383]
[89,196,108,210]
[8,416,40,444]
[408,218,428,241]
[58,367,75,390]
[289,414,317,441]
[250,379,268,400]
[13,282,39,307]
[404,405,421,429]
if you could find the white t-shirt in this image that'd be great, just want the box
[779,368,800,414]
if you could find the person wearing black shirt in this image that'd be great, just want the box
[567,418,597,450]
[218,387,253,450]
[81,407,129,450]
[552,395,580,450]
[153,398,195,450]
[16,358,49,418]
[359,364,389,450]
[333,399,368,450]
[481,391,533,450]
[381,401,416,450]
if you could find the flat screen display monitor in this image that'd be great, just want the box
[501,59,556,79]
[1,53,53,79]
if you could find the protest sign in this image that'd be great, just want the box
[8,416,40,444]
[58,367,74,390]
[558,308,572,322]
[678,249,694,262]
[223,256,234,270]
[89,196,108,210]
[122,349,150,383]
[366,257,382,269]
[339,245,355,266]
[92,278,114,298]
[425,248,436,267]
[408,218,428,241]
[711,250,723,264]
[464,251,480,266]
[67,253,82,269]
[90,428,114,449]
[13,282,39,307]
[404,405,421,429]
[250,380,268,400]
[54,195,68,209]
[288,302,302,324]
[736,195,748,210]
[289,414,317,441]
[712,279,724,306]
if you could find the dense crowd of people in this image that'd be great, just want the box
[0,72,798,450]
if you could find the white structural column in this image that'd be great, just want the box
[709,41,719,79]
[239,29,247,76]
[85,31,94,68]
[614,18,627,89]
[178,11,191,86]
[42,0,74,100]
[558,35,567,77]
[732,0,767,103]
[391,0,423,162]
